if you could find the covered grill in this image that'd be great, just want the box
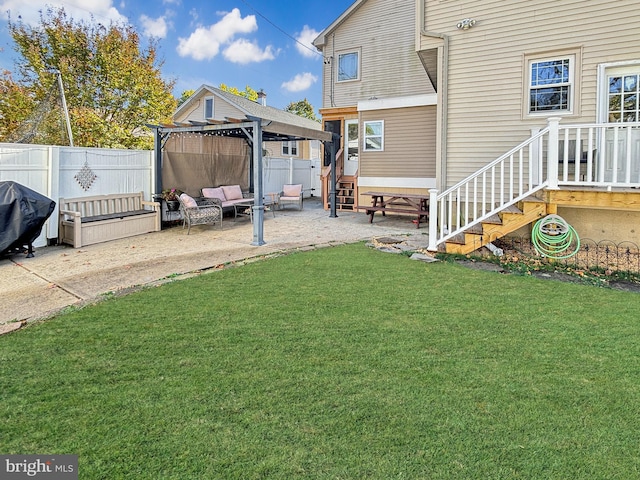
[0,181,55,257]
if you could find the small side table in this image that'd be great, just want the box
[233,200,254,222]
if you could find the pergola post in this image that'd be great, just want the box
[250,117,265,246]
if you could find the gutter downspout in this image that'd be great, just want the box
[418,0,448,191]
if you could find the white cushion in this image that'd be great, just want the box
[180,193,198,208]
[202,187,226,201]
[222,185,243,200]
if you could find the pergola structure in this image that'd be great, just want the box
[150,116,339,246]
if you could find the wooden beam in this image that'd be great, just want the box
[546,189,640,211]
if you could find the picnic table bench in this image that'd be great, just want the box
[357,191,429,228]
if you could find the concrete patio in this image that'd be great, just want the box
[0,198,430,332]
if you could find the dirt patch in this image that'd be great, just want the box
[454,259,640,292]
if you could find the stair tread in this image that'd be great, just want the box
[521,195,544,203]
[483,214,502,224]
[502,205,523,214]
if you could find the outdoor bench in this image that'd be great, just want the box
[201,185,253,214]
[59,192,161,248]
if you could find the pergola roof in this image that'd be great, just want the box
[162,85,332,143]
[154,117,332,143]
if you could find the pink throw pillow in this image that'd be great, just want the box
[222,185,243,200]
[202,187,226,201]
[180,193,198,208]
[283,184,302,197]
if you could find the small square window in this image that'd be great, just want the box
[338,51,359,82]
[363,121,384,151]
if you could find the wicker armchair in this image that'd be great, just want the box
[177,194,223,234]
[279,184,303,210]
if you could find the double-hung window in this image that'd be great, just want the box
[337,51,359,82]
[282,141,298,156]
[363,121,384,151]
[528,56,574,114]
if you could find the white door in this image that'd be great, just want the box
[344,119,359,176]
[602,65,640,183]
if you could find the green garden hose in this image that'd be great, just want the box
[531,214,580,259]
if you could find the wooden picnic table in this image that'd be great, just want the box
[357,191,429,228]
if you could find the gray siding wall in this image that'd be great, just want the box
[360,105,436,177]
[421,0,640,187]
[320,0,435,109]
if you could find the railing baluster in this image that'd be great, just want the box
[574,128,582,182]
[464,183,469,228]
[587,127,594,184]
[473,177,478,221]
[612,126,619,183]
[626,125,632,184]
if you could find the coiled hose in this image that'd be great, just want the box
[531,214,580,259]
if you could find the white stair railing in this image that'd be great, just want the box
[427,118,557,251]
[428,117,640,251]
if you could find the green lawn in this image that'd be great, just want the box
[2,243,640,479]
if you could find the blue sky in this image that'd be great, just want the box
[0,0,356,112]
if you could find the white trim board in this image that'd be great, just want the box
[358,94,437,111]
[358,177,436,189]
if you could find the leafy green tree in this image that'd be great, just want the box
[4,7,176,148]
[219,83,259,102]
[177,89,195,107]
[285,98,319,122]
[0,70,36,141]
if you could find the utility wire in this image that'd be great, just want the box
[238,0,323,58]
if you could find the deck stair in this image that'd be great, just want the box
[335,176,356,211]
[443,196,547,254]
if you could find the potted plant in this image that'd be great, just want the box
[161,188,183,211]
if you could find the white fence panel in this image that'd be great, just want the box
[58,147,154,199]
[262,157,319,198]
[0,143,154,248]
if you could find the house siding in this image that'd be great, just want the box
[360,105,437,178]
[320,0,436,109]
[421,0,640,187]
[175,93,245,124]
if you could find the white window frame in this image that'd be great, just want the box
[337,50,360,83]
[526,53,576,116]
[363,120,384,152]
[204,96,214,119]
[282,141,299,157]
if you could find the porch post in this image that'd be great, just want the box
[329,133,339,218]
[547,117,561,190]
[427,188,439,252]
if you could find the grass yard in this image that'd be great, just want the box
[1,243,640,479]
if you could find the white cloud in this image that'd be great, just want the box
[140,14,169,39]
[296,25,320,59]
[281,72,317,93]
[177,8,257,61]
[223,39,276,64]
[0,0,127,24]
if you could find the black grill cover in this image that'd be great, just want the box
[0,181,56,254]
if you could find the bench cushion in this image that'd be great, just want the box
[202,187,226,202]
[80,210,154,223]
[221,185,243,200]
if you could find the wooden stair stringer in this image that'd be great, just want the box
[444,199,547,254]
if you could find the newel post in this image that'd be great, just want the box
[546,117,561,190]
[427,188,439,252]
